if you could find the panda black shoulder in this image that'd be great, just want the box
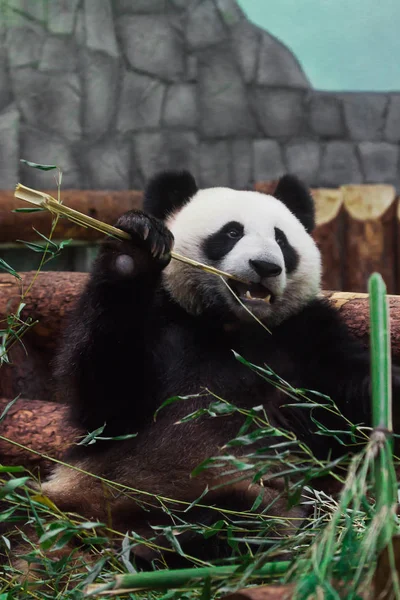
[281,297,365,358]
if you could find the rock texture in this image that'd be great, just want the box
[0,0,398,192]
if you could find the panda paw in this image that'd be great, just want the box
[115,210,174,263]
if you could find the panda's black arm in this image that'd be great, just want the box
[53,211,173,436]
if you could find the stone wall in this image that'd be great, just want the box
[0,0,399,193]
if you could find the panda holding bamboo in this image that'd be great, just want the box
[41,170,400,566]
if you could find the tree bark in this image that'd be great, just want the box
[0,398,79,475]
[0,272,87,401]
[0,189,143,244]
[311,188,344,291]
[0,271,87,350]
[342,184,397,294]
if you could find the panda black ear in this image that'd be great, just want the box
[274,175,315,233]
[143,170,198,220]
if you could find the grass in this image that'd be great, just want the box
[0,163,399,599]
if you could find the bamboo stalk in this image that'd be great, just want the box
[85,561,293,596]
[369,274,392,432]
[14,183,248,284]
[368,273,397,553]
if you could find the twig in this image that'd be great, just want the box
[14,183,248,284]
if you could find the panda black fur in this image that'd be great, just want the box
[41,171,398,566]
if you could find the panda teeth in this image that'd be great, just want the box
[244,289,272,304]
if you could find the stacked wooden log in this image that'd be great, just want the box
[0,271,400,471]
[1,182,400,470]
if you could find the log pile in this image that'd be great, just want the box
[0,271,400,471]
[1,272,400,404]
[1,181,400,470]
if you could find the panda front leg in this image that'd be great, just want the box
[54,210,174,436]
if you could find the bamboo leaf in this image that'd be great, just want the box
[0,476,30,499]
[17,240,54,254]
[32,227,59,250]
[12,207,46,213]
[0,258,21,279]
[0,396,20,423]
[20,159,57,171]
[78,424,107,445]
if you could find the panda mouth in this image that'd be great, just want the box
[228,281,274,305]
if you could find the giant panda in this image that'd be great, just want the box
[38,170,399,566]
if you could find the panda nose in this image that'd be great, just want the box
[249,260,282,278]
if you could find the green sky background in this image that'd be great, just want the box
[237,0,400,91]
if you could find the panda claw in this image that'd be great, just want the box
[142,225,150,241]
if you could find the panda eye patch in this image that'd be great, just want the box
[203,221,244,261]
[274,227,299,274]
[274,227,288,248]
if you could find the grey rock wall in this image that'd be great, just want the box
[0,0,399,192]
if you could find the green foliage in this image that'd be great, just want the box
[1,384,398,598]
[12,207,46,213]
[0,258,21,279]
[20,159,58,171]
[77,423,138,446]
[17,230,72,263]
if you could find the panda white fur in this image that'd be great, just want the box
[40,170,399,567]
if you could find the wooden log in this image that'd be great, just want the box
[0,189,143,244]
[1,273,400,402]
[312,188,344,291]
[3,184,398,298]
[0,271,87,349]
[0,182,279,245]
[324,291,400,362]
[0,291,400,479]
[1,273,400,357]
[341,184,398,294]
[0,272,87,401]
[0,398,78,475]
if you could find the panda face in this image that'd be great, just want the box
[163,187,321,325]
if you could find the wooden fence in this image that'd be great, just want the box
[0,183,398,294]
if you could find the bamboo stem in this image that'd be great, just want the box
[368,273,397,553]
[369,274,392,431]
[85,561,293,595]
[14,183,247,284]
